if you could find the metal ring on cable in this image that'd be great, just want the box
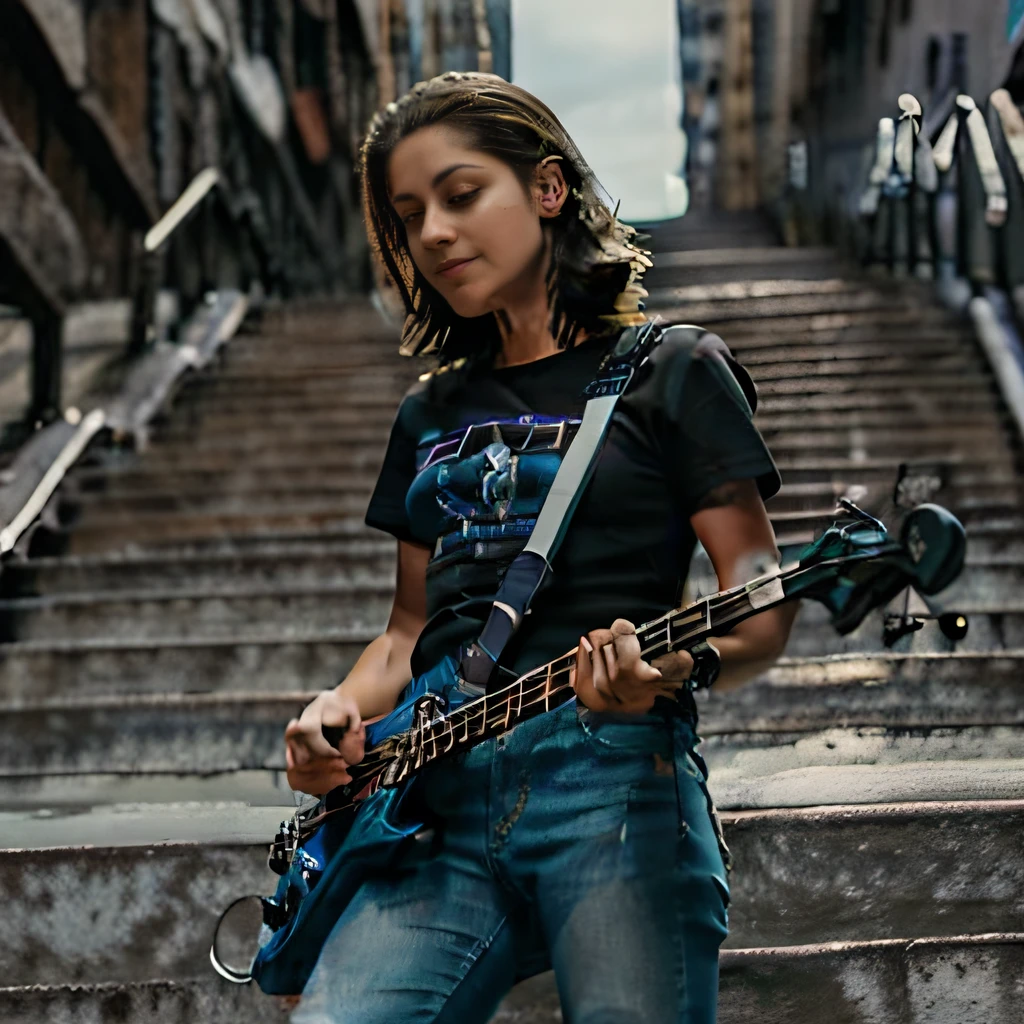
[210,893,265,984]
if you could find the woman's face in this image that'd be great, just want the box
[387,124,562,319]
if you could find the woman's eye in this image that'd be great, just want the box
[401,191,478,225]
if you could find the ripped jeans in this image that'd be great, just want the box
[292,697,731,1024]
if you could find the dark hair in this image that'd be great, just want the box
[358,72,652,371]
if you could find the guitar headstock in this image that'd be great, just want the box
[792,501,966,636]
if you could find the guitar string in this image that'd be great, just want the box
[294,552,875,834]
[368,555,828,778]
[348,584,772,781]
[348,588,758,779]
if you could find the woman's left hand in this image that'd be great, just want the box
[571,618,694,714]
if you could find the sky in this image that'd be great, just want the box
[510,0,687,223]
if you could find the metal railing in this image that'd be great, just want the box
[858,87,1024,442]
[129,166,282,354]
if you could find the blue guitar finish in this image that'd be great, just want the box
[249,656,474,995]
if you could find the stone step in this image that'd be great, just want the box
[503,934,1024,1024]
[53,501,1023,561]
[144,422,395,452]
[698,651,1024,733]
[145,397,1008,445]
[4,934,1021,1024]
[1,799,1020,987]
[5,722,1021,812]
[750,353,984,382]
[0,634,369,702]
[696,305,960,334]
[75,446,389,479]
[759,424,1007,450]
[149,378,1003,422]
[701,725,1024,808]
[0,542,395,595]
[69,430,1010,478]
[2,653,1021,768]
[150,406,396,441]
[772,450,1017,473]
[61,488,374,522]
[756,372,994,395]
[59,462,1013,515]
[126,410,1012,459]
[0,769,291,812]
[659,293,954,326]
[758,409,1008,431]
[729,326,974,352]
[0,583,394,642]
[68,461,384,496]
[183,371,414,401]
[58,509,377,555]
[652,246,840,269]
[56,475,1018,527]
[3,537,1018,610]
[648,277,868,305]
[58,519,382,557]
[758,390,998,414]
[0,555,1014,644]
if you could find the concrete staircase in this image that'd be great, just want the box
[1,214,1022,1022]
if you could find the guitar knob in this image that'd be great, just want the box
[938,612,969,641]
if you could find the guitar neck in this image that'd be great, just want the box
[341,557,842,797]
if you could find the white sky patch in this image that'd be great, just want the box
[511,0,687,223]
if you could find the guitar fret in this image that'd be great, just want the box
[365,559,845,796]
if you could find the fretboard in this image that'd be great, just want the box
[338,555,844,800]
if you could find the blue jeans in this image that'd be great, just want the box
[292,697,731,1023]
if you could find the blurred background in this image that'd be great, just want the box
[1,3,1024,1023]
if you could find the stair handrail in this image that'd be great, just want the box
[129,165,280,354]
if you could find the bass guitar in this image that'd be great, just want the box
[211,498,966,994]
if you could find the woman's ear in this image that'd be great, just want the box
[533,156,569,219]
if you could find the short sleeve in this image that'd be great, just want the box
[364,395,420,545]
[624,327,782,518]
[671,351,782,516]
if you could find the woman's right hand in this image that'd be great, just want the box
[284,689,367,796]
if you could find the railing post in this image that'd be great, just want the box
[129,247,161,356]
[27,311,64,426]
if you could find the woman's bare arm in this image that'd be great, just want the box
[284,539,429,793]
[689,478,798,693]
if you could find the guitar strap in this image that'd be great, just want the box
[459,319,664,689]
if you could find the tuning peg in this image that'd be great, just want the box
[837,497,886,532]
[883,614,926,647]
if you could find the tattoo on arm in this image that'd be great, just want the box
[693,481,744,512]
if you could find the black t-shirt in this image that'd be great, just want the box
[365,325,782,684]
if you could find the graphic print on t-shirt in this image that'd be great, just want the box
[406,413,581,576]
[364,327,782,681]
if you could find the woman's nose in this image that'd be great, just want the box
[420,204,457,247]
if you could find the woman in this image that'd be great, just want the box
[284,71,798,1024]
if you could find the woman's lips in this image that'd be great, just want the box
[438,257,478,278]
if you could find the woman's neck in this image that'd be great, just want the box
[491,227,588,369]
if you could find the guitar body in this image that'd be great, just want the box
[250,655,470,995]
